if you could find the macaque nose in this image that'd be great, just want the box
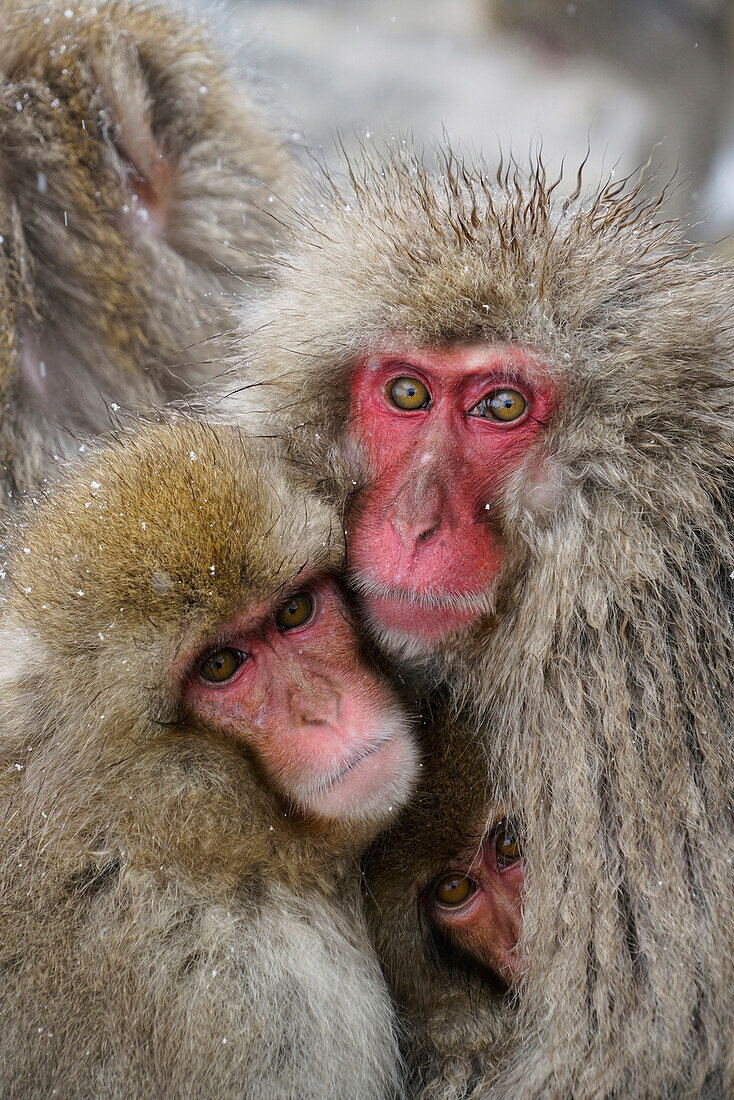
[389,477,443,546]
[290,685,341,727]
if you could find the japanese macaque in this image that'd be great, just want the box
[363,712,525,1097]
[0,0,293,505]
[0,418,418,1098]
[236,153,734,1096]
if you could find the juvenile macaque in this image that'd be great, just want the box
[0,0,293,504]
[0,419,418,1098]
[363,714,525,1097]
[238,153,734,1096]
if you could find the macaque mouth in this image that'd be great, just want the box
[350,573,493,647]
[352,575,492,615]
[295,714,418,822]
[314,736,392,793]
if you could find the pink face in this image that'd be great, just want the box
[182,575,417,824]
[348,343,556,655]
[422,818,525,985]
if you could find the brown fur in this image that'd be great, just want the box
[0,0,293,503]
[364,705,519,1098]
[234,151,734,1097]
[0,419,403,1099]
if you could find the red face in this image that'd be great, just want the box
[348,343,556,655]
[422,818,525,985]
[183,576,417,824]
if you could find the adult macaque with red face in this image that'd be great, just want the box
[0,419,417,1097]
[348,343,556,655]
[238,153,734,1097]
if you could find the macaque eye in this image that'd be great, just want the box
[469,388,527,423]
[433,874,476,907]
[388,376,431,411]
[495,821,522,867]
[199,648,245,684]
[275,593,313,631]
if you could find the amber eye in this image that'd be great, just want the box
[470,388,527,423]
[199,648,244,684]
[388,376,431,411]
[275,593,313,631]
[495,821,522,867]
[433,874,475,907]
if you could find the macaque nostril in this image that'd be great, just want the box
[416,520,440,543]
[389,505,442,546]
[292,689,341,727]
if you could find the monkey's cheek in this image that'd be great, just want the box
[432,891,526,986]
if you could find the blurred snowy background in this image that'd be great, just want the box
[199,0,734,247]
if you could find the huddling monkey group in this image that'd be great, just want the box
[0,3,731,1099]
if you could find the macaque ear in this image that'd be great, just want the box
[89,31,171,226]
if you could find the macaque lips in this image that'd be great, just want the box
[352,583,486,649]
[184,576,417,825]
[348,343,555,652]
[303,718,418,822]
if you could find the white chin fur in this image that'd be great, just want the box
[295,708,420,827]
[368,620,440,666]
